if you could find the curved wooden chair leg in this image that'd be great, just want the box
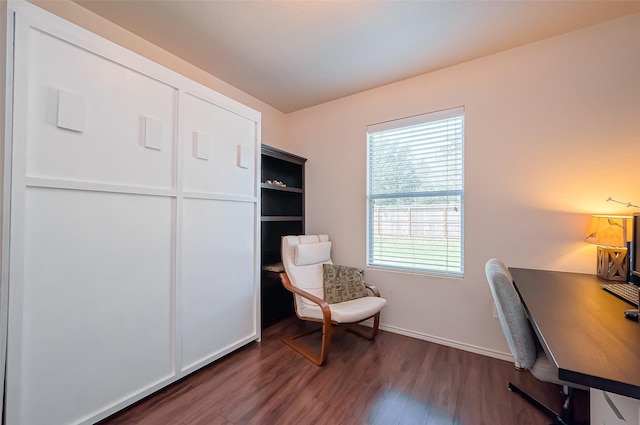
[318,320,332,365]
[282,319,333,366]
[371,311,380,339]
[346,312,381,340]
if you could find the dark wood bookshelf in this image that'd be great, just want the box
[260,145,307,328]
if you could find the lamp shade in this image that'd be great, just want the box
[584,215,632,247]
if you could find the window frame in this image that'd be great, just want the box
[366,106,465,276]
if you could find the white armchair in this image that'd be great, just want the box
[279,235,387,365]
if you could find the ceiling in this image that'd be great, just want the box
[72,0,640,113]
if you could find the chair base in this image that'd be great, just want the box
[282,325,330,366]
[508,383,586,425]
[345,320,379,340]
[283,314,380,366]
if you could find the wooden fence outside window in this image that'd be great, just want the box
[373,205,461,239]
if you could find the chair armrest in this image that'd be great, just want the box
[279,273,332,320]
[364,283,381,297]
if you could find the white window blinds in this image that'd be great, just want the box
[366,106,464,275]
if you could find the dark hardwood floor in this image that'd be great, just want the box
[99,318,589,425]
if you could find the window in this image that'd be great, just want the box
[366,107,464,275]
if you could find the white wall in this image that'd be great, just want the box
[27,0,288,148]
[286,14,640,357]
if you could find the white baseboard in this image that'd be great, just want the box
[378,323,514,363]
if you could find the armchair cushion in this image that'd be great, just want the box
[298,296,387,323]
[323,264,368,304]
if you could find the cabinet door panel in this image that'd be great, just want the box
[9,188,174,425]
[24,26,177,189]
[180,198,257,370]
[181,93,256,198]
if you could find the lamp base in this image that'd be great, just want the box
[597,246,628,281]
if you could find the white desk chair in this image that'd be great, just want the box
[485,258,588,425]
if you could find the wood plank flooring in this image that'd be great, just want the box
[99,318,589,425]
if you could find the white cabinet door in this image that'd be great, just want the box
[181,91,257,199]
[180,199,257,372]
[23,21,177,190]
[15,189,175,425]
[178,89,258,372]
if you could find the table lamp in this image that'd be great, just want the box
[584,215,632,281]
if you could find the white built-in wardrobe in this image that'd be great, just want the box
[2,2,261,424]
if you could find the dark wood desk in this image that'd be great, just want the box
[510,268,640,400]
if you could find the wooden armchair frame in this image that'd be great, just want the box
[279,272,382,366]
